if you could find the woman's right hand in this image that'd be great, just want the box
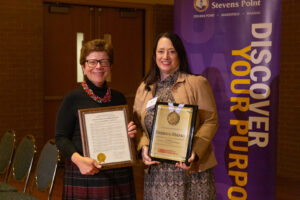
[141,146,160,165]
[71,152,102,175]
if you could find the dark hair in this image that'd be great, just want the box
[80,39,113,65]
[143,32,191,90]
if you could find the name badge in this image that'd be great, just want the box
[146,97,158,111]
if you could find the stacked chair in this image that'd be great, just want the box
[0,131,60,200]
[28,139,60,200]
[0,130,16,182]
[0,135,36,192]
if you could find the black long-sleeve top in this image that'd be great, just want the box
[55,78,126,159]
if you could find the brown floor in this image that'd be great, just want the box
[49,164,300,200]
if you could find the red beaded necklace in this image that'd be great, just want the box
[81,80,111,103]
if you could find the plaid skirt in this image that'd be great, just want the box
[63,159,136,200]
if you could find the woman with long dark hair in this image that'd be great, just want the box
[133,32,218,199]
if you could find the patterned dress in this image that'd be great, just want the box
[144,71,216,200]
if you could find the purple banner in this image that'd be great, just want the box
[174,0,281,199]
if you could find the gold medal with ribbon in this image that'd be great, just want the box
[167,103,184,126]
[167,111,180,125]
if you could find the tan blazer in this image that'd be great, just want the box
[133,73,218,172]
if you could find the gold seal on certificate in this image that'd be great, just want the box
[97,153,106,163]
[149,102,198,165]
[167,111,180,125]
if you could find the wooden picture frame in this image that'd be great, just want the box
[78,105,135,169]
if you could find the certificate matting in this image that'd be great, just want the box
[78,105,135,169]
[149,102,197,164]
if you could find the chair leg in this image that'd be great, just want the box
[48,164,58,200]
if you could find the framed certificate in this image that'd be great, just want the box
[149,102,198,165]
[78,105,135,169]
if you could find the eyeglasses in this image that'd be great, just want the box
[85,59,111,68]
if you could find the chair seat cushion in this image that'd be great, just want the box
[0,192,39,200]
[0,182,18,192]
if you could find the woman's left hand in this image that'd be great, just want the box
[175,151,196,170]
[127,121,137,138]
